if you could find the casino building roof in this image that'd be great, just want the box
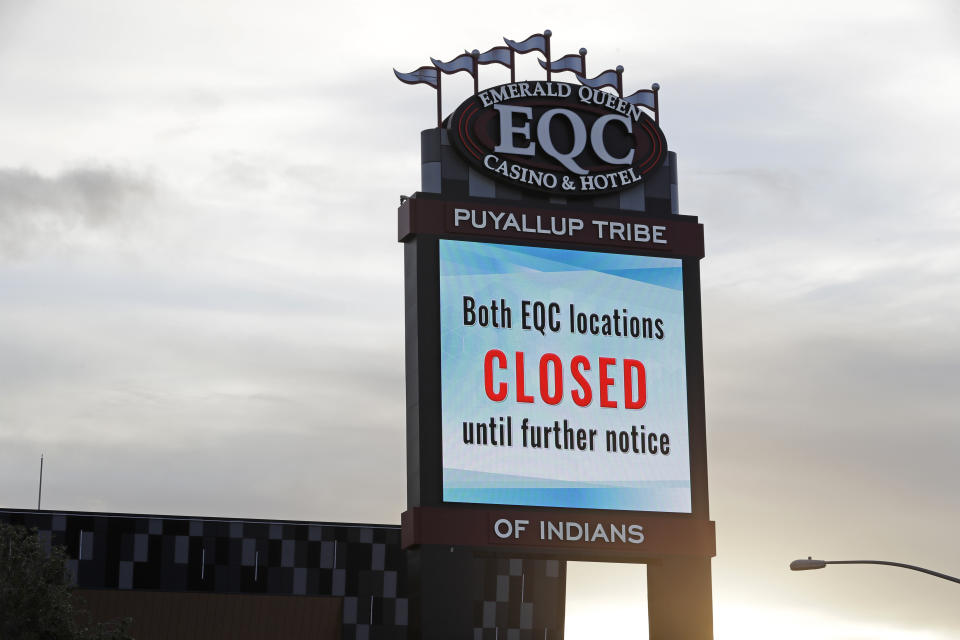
[0,508,566,640]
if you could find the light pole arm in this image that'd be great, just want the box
[823,560,960,585]
[791,557,960,585]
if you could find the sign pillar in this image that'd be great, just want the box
[397,35,715,639]
[648,556,714,638]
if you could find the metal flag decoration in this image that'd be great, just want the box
[394,65,442,126]
[473,45,515,82]
[431,52,480,93]
[431,53,475,75]
[575,66,623,96]
[624,83,661,122]
[503,30,550,54]
[393,66,439,87]
[394,32,661,125]
[624,89,655,108]
[538,49,587,76]
[504,30,552,79]
[475,46,512,66]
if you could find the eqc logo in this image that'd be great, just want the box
[449,81,667,197]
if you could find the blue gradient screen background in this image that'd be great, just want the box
[439,239,692,513]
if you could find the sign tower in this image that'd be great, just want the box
[396,31,714,639]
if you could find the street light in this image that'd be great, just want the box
[790,557,960,585]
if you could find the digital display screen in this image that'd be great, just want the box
[439,239,691,513]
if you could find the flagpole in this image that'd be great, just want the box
[510,50,515,83]
[38,453,43,511]
[436,69,442,127]
[544,29,552,81]
[652,83,660,124]
[471,50,479,94]
[615,65,624,97]
[579,48,587,76]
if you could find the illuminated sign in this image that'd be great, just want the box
[448,81,667,196]
[397,33,713,580]
[438,239,691,513]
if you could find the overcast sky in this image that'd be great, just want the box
[1,1,959,638]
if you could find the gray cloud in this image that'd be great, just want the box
[0,166,154,257]
[1,2,959,638]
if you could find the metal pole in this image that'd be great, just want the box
[544,30,551,81]
[37,454,43,510]
[826,560,960,585]
[652,83,660,125]
[472,50,479,95]
[436,71,442,128]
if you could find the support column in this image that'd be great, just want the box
[406,545,568,640]
[647,556,714,639]
[407,546,477,640]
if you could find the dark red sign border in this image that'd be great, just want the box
[399,195,704,258]
[400,193,712,562]
[401,506,715,559]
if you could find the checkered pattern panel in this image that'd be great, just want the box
[420,128,678,216]
[472,556,566,640]
[0,509,408,640]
